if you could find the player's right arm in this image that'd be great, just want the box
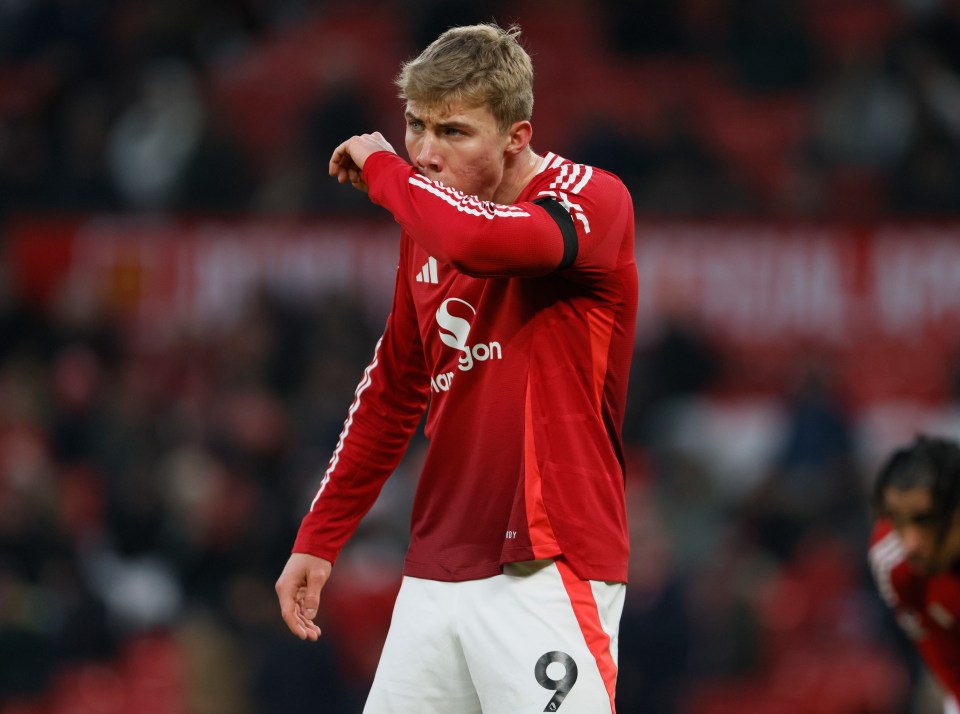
[276,552,331,641]
[277,237,429,638]
[295,235,428,559]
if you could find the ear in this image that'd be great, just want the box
[504,120,533,157]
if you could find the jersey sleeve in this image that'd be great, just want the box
[363,151,632,279]
[529,159,635,276]
[292,237,430,563]
[918,608,960,703]
[869,520,960,702]
[868,520,904,609]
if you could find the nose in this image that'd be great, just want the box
[415,134,441,173]
[900,525,927,562]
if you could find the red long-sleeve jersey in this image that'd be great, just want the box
[293,150,638,583]
[869,520,960,701]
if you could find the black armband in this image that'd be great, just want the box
[533,196,578,270]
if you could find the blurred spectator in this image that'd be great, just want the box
[633,105,755,217]
[684,526,769,682]
[176,108,260,213]
[889,30,960,214]
[407,0,507,51]
[745,362,865,562]
[46,81,121,211]
[0,109,52,221]
[616,479,693,714]
[626,305,723,445]
[570,118,658,205]
[811,43,915,171]
[105,57,257,212]
[2,0,959,220]
[302,85,383,215]
[891,120,960,214]
[600,0,689,57]
[726,0,816,92]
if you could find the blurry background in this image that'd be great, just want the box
[2,0,960,712]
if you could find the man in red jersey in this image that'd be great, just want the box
[868,435,960,714]
[275,23,637,713]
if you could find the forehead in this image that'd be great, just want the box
[883,486,934,516]
[405,99,497,127]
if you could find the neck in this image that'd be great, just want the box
[493,148,541,204]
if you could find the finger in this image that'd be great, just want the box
[282,602,320,641]
[278,583,308,639]
[295,610,321,640]
[332,157,353,181]
[347,167,367,190]
[301,576,323,622]
[296,606,322,640]
[329,139,353,177]
[329,151,344,178]
[333,155,360,185]
[294,586,323,641]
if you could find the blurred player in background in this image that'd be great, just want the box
[868,435,960,714]
[274,22,638,713]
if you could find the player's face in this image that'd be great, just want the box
[883,486,960,574]
[404,100,512,202]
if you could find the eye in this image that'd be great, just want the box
[443,126,464,136]
[407,119,424,131]
[890,511,939,531]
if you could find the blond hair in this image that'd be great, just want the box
[395,23,534,132]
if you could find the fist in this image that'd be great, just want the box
[329,132,396,192]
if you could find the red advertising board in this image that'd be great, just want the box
[6,216,960,406]
[6,215,400,342]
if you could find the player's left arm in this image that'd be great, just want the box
[362,151,632,278]
[329,131,395,192]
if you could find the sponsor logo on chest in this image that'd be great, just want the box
[431,297,503,392]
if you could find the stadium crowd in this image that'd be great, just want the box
[2,0,960,712]
[2,0,960,222]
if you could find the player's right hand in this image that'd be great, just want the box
[275,552,332,641]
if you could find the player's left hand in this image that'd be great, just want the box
[329,132,396,192]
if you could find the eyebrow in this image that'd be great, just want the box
[405,110,472,132]
[887,508,939,525]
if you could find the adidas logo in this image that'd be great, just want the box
[416,256,439,284]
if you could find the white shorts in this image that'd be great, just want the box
[363,559,625,714]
